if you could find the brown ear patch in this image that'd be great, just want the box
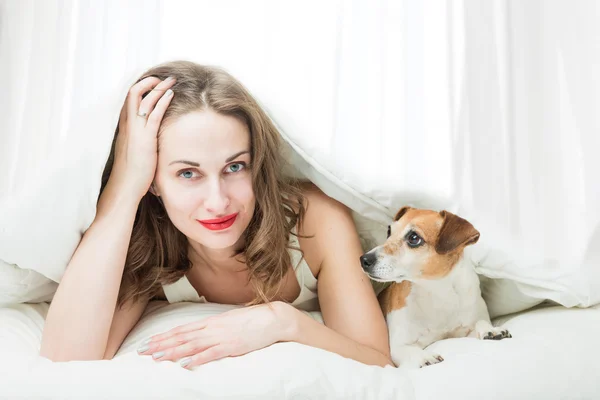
[394,206,412,222]
[434,211,480,254]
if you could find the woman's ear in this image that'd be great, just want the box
[149,183,160,197]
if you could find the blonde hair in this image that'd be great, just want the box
[100,61,306,307]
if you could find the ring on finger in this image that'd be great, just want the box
[137,110,148,118]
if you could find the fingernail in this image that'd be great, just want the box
[137,345,150,353]
[152,351,165,359]
[165,76,175,82]
[180,357,192,368]
[141,338,152,345]
[165,89,173,97]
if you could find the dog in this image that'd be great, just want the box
[360,206,511,369]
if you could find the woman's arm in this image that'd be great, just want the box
[40,76,175,361]
[286,188,392,366]
[40,179,144,361]
[103,295,148,359]
[276,302,392,367]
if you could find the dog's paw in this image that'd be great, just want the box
[392,346,444,369]
[475,320,512,340]
[482,327,512,340]
[416,350,445,368]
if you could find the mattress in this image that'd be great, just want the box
[0,301,598,399]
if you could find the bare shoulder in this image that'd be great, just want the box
[295,182,356,278]
[298,181,352,219]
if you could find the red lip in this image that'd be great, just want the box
[198,213,238,224]
[197,213,238,231]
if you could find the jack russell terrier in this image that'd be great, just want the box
[360,206,511,369]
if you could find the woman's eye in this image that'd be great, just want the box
[406,232,423,248]
[226,162,246,173]
[179,170,197,179]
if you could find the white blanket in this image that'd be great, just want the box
[1,302,598,399]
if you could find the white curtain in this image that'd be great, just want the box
[0,0,161,196]
[1,0,452,199]
[1,0,598,297]
[450,0,600,298]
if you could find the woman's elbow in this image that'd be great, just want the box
[366,344,393,367]
[380,356,395,368]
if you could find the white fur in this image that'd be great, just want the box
[385,256,510,369]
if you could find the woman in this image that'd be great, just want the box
[40,61,392,368]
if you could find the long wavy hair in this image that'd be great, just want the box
[100,61,307,308]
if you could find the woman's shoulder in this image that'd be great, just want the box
[297,181,352,220]
[294,181,356,277]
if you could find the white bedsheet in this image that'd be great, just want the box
[1,302,598,400]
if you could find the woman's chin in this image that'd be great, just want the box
[191,230,244,250]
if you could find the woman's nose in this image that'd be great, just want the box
[204,179,230,213]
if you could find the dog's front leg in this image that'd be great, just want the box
[472,319,512,340]
[391,344,444,369]
[470,297,512,340]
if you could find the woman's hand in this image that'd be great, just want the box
[110,76,176,200]
[137,302,296,368]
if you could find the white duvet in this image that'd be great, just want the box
[1,301,599,400]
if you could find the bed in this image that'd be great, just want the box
[0,301,598,399]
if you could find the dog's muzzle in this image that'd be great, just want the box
[360,252,377,272]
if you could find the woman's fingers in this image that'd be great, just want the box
[145,86,175,132]
[151,335,217,362]
[139,77,176,124]
[126,76,162,119]
[145,330,202,354]
[137,320,210,353]
[180,345,230,369]
[137,316,237,368]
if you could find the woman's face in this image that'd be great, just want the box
[154,109,255,250]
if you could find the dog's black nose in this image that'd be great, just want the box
[360,252,377,270]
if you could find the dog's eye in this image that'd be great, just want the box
[406,232,423,248]
[387,226,391,238]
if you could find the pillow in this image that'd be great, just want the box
[0,96,119,303]
[0,261,57,306]
[464,207,600,317]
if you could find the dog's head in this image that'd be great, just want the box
[360,206,480,282]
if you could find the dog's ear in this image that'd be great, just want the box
[435,211,480,254]
[394,206,412,222]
